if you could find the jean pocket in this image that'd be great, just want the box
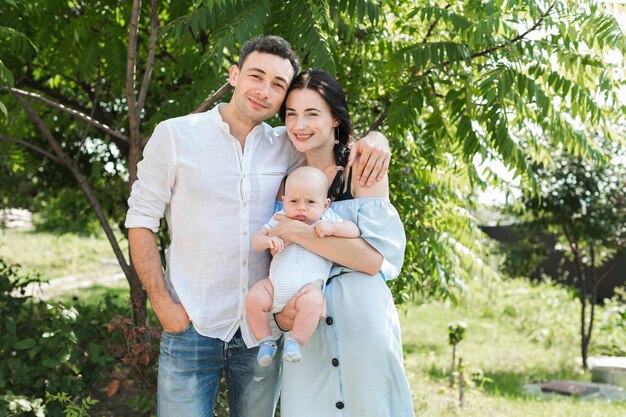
[162,322,193,337]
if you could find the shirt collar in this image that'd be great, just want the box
[209,103,268,140]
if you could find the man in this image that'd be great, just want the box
[125,35,390,417]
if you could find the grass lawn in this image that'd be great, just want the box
[401,280,626,416]
[0,228,124,280]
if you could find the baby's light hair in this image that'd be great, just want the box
[285,166,328,198]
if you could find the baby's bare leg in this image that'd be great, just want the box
[245,279,275,341]
[290,284,325,345]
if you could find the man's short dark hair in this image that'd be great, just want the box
[238,35,300,78]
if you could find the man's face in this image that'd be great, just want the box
[229,51,294,124]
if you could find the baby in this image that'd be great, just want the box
[246,166,360,366]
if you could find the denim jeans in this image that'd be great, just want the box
[157,325,282,417]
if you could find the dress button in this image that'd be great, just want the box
[325,317,333,325]
[335,401,344,409]
[332,358,339,367]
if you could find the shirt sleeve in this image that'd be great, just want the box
[321,207,344,223]
[280,129,305,173]
[354,199,406,280]
[124,122,176,233]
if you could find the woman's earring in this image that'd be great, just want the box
[334,129,340,145]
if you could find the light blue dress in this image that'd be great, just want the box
[280,198,415,417]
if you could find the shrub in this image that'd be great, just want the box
[592,289,626,357]
[0,260,119,416]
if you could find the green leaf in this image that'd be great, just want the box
[15,338,37,350]
[0,100,7,119]
[0,59,14,87]
[42,357,61,368]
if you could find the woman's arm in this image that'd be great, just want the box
[272,223,383,275]
[269,158,389,275]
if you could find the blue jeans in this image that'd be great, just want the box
[157,325,282,417]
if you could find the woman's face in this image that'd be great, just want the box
[284,88,337,155]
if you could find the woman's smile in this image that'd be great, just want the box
[293,133,314,141]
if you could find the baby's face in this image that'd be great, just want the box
[282,178,329,224]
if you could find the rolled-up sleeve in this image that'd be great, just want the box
[125,122,176,233]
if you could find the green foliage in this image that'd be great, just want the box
[448,321,467,346]
[0,393,45,417]
[0,260,122,417]
[1,0,625,305]
[32,188,101,236]
[497,234,549,279]
[521,144,626,256]
[592,289,626,357]
[45,392,97,417]
[476,276,580,349]
[103,315,160,416]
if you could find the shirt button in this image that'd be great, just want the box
[332,358,339,367]
[243,230,248,236]
[242,260,247,266]
[335,402,344,409]
[325,317,333,325]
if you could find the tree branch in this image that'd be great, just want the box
[412,1,557,78]
[14,94,132,278]
[75,87,100,162]
[14,95,69,161]
[192,81,233,113]
[467,2,556,60]
[137,0,159,115]
[595,251,623,287]
[422,4,451,43]
[126,0,143,189]
[367,108,389,134]
[126,0,141,121]
[3,86,129,143]
[371,3,557,131]
[18,73,94,116]
[0,133,61,163]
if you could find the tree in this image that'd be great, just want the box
[518,142,626,368]
[1,0,625,324]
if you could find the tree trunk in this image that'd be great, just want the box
[123,0,150,328]
[458,357,464,408]
[13,94,148,325]
[128,261,148,326]
[449,345,456,387]
[564,226,590,370]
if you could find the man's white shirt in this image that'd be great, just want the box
[125,104,303,346]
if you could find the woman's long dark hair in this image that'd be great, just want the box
[279,68,353,200]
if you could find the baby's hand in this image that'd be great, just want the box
[314,221,334,238]
[267,236,284,252]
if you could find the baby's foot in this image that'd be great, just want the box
[283,337,302,363]
[257,338,277,367]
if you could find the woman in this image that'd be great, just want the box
[269,69,415,417]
